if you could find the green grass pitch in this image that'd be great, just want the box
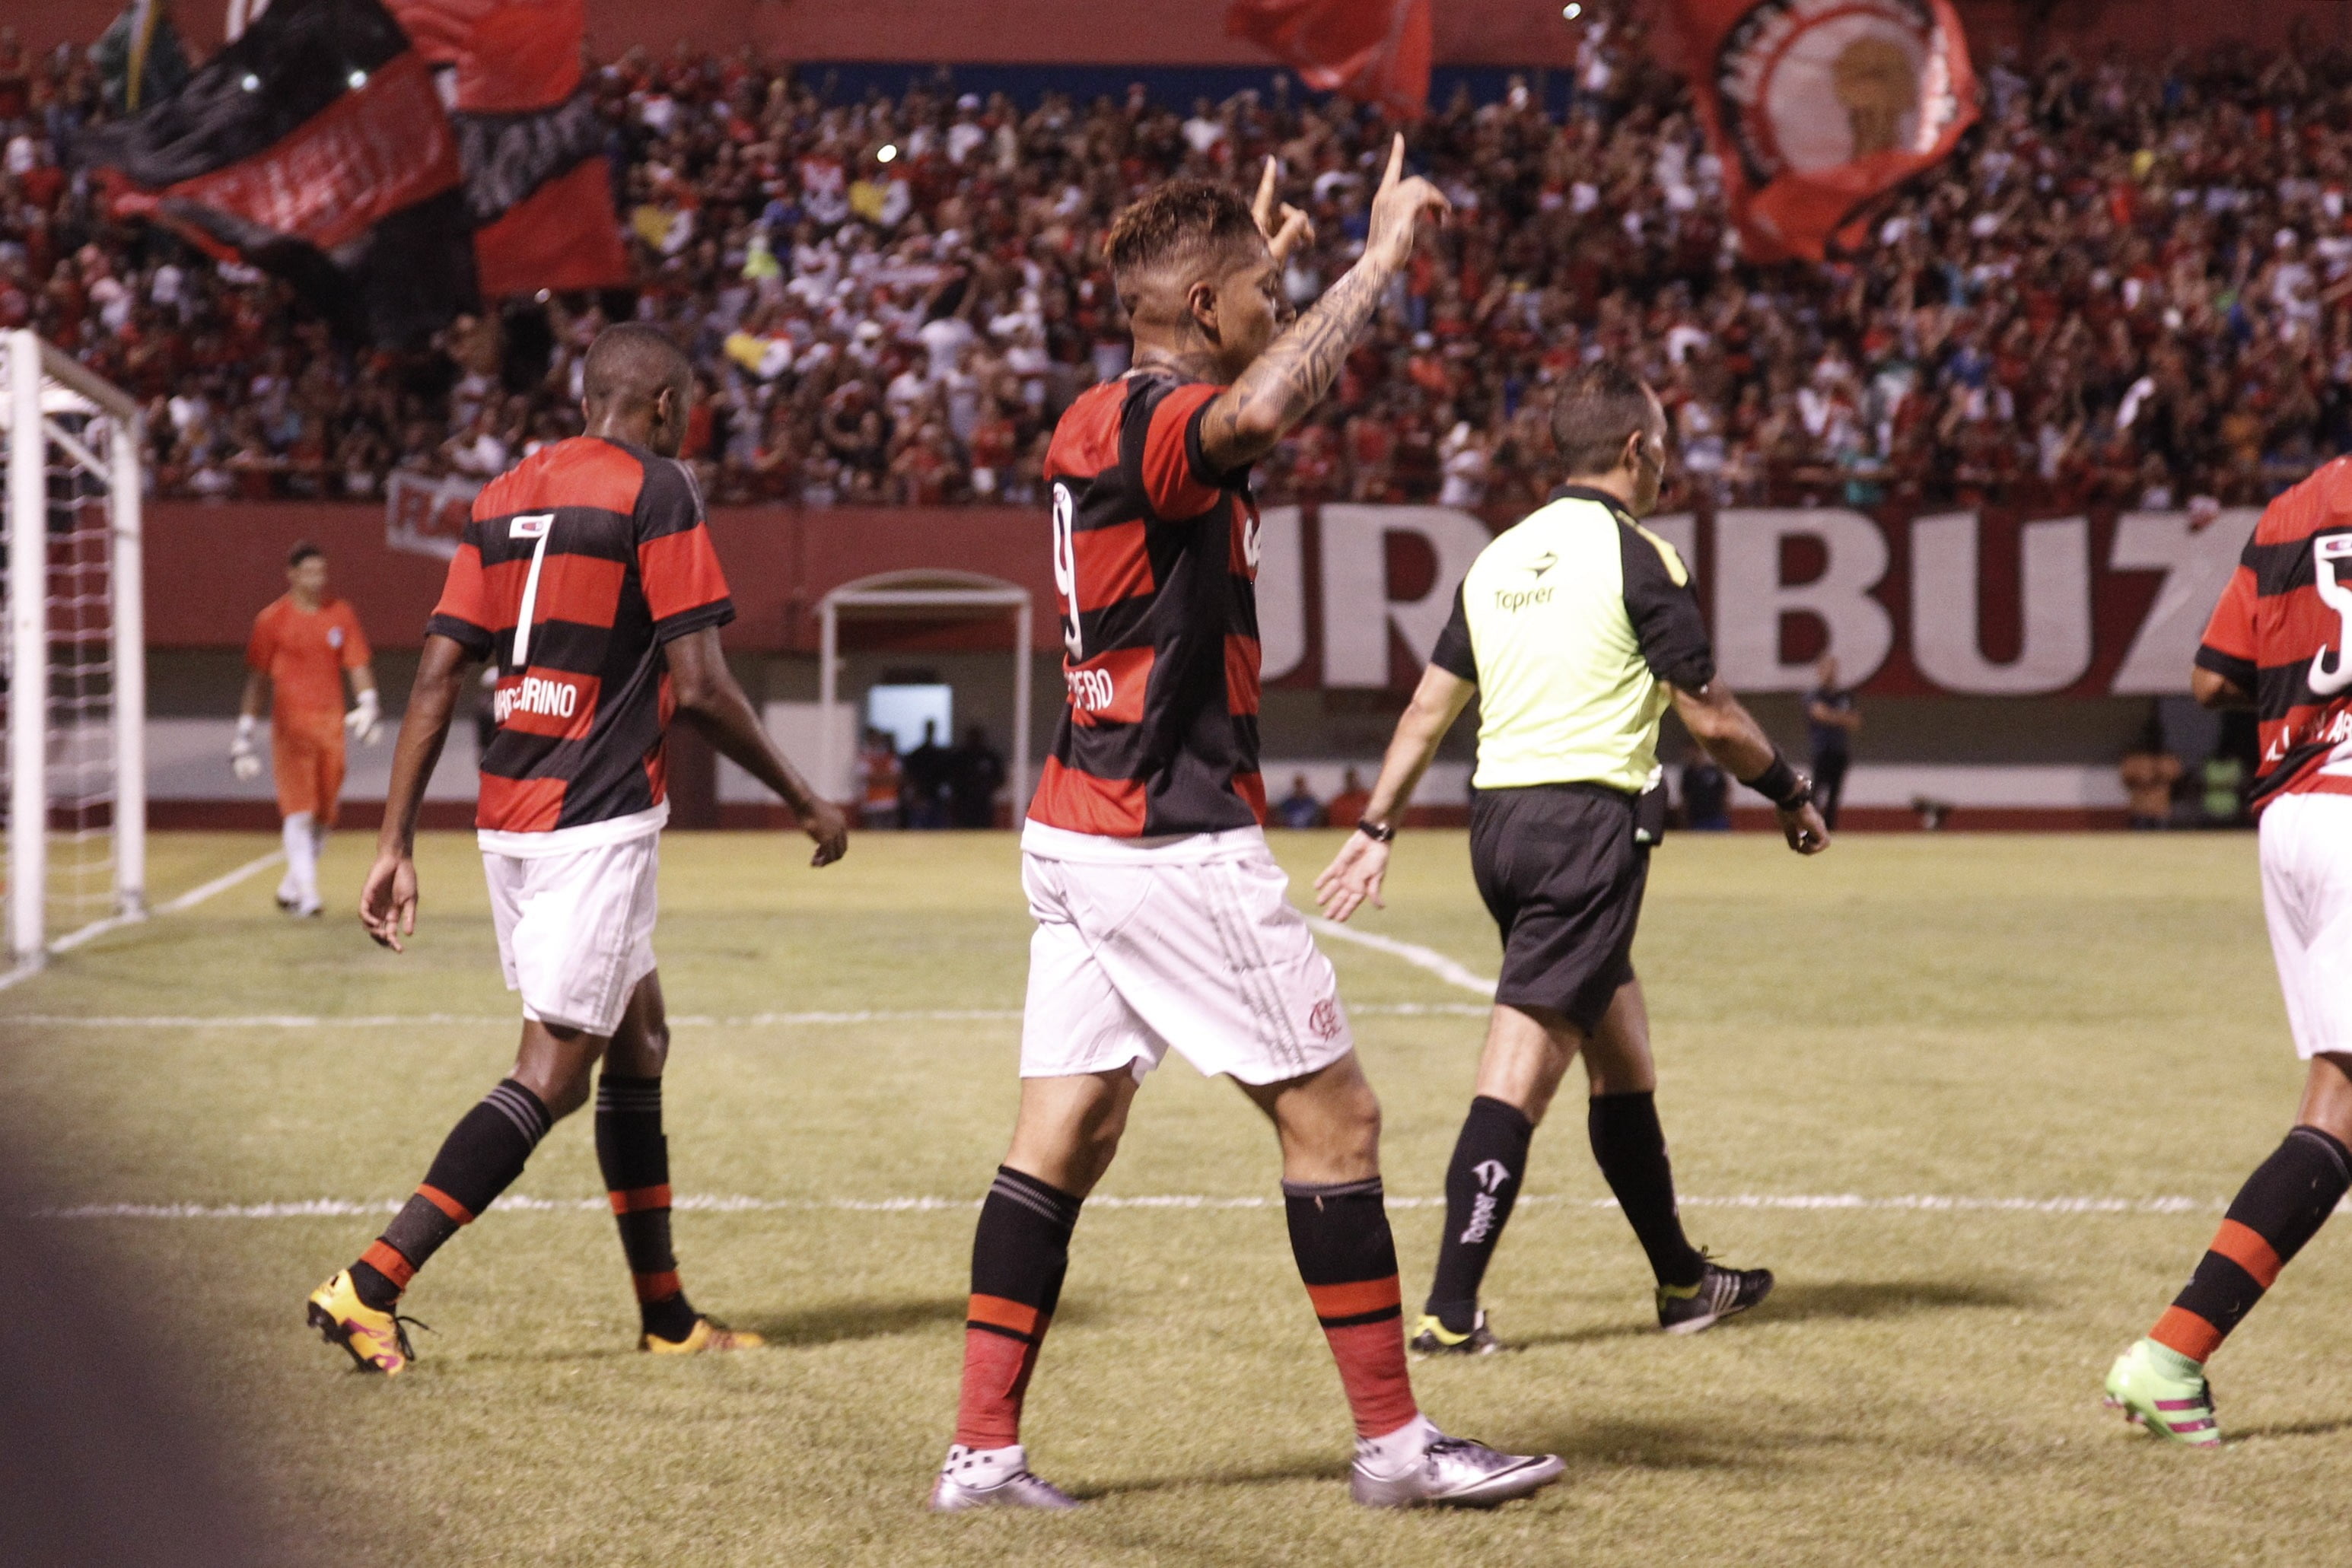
[5,828,2350,1566]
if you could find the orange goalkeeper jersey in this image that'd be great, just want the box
[247,595,370,721]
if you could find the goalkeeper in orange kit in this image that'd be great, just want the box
[233,542,382,916]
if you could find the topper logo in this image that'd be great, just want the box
[508,512,553,540]
[1067,666,1116,712]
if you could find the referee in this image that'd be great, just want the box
[1315,360,1828,1353]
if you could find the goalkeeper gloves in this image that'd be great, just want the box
[345,689,383,746]
[230,714,262,781]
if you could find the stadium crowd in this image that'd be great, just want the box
[6,11,2352,510]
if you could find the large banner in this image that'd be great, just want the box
[1250,503,2251,699]
[215,495,2250,700]
[1674,0,1978,262]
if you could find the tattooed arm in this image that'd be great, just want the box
[1200,135,1450,473]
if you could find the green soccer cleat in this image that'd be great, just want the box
[1409,1310,1506,1356]
[2105,1338,2220,1447]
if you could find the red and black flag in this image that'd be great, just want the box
[1672,0,1978,263]
[78,0,477,345]
[1224,0,1433,122]
[387,0,629,297]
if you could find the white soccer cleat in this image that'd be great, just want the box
[1350,1431,1565,1509]
[928,1444,1081,1512]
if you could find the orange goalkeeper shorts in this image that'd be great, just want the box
[272,710,346,824]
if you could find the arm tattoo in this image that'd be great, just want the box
[1201,261,1390,471]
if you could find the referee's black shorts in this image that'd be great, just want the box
[1468,782,1647,1034]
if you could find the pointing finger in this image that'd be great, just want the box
[1381,132,1404,193]
[1254,155,1278,227]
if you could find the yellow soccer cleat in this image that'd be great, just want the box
[306,1270,416,1376]
[641,1316,765,1355]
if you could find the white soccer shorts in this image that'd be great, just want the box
[482,830,659,1037]
[1018,825,1355,1086]
[2259,790,2352,1060]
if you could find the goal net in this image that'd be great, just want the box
[0,331,146,970]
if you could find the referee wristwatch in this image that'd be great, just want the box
[1356,818,1397,843]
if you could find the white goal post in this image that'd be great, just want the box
[2,331,146,968]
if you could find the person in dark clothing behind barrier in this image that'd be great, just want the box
[1275,773,1327,829]
[2119,717,2183,831]
[902,720,952,829]
[1804,655,1861,830]
[949,725,1007,829]
[1681,753,1730,830]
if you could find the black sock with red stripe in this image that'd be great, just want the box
[595,1073,698,1344]
[350,1079,551,1310]
[956,1166,1083,1450]
[1285,1175,1419,1439]
[2151,1125,2351,1363]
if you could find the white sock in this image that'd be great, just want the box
[1354,1413,1440,1477]
[282,813,319,908]
[940,1442,1026,1482]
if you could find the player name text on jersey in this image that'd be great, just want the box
[495,674,584,723]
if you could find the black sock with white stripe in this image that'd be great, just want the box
[1425,1096,1534,1334]
[351,1079,552,1309]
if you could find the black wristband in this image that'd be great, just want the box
[1355,818,1396,843]
[1743,753,1811,811]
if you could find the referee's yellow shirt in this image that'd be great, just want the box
[1427,485,1716,795]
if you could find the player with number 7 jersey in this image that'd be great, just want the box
[307,326,846,1379]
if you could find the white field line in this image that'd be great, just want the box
[0,851,286,994]
[29,1191,2236,1220]
[155,850,286,914]
[1309,918,1496,999]
[0,1002,1492,1030]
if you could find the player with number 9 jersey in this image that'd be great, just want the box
[1033,367,1266,837]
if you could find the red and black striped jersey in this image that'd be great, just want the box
[426,436,734,835]
[1029,369,1266,838]
[2199,458,2352,810]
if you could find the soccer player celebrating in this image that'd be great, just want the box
[304,325,848,1374]
[2103,464,2352,1446]
[234,543,381,918]
[1315,362,1828,1355]
[929,142,1564,1513]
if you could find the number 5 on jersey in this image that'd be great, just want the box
[1051,482,1083,662]
[508,513,555,669]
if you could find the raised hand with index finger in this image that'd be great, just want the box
[1364,132,1450,272]
[1252,154,1316,263]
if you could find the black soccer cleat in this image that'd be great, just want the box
[1410,1309,1507,1356]
[1656,1258,1773,1334]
